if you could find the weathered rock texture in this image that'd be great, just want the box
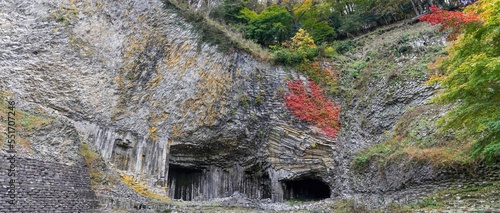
[1,0,330,204]
[0,0,498,212]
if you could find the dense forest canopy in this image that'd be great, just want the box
[208,0,477,43]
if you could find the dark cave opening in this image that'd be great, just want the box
[259,174,272,199]
[282,178,331,201]
[167,164,202,201]
[243,171,272,199]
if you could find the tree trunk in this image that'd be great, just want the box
[417,0,424,14]
[410,0,420,16]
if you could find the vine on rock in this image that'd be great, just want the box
[284,80,340,138]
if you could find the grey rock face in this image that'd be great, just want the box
[332,78,438,196]
[27,119,84,166]
[1,0,322,202]
[2,0,495,211]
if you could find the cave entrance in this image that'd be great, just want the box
[282,178,330,201]
[167,165,202,201]
[243,171,271,199]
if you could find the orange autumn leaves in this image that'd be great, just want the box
[419,5,482,40]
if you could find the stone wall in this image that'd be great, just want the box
[0,155,97,212]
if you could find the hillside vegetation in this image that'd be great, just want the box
[164,0,498,165]
[354,0,499,168]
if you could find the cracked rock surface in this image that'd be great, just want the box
[0,0,498,212]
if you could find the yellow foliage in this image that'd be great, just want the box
[403,146,469,168]
[293,0,318,23]
[425,0,500,161]
[283,28,316,49]
[149,126,158,141]
[150,126,157,133]
[120,173,170,202]
[465,0,495,25]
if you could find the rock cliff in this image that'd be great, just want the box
[0,0,498,212]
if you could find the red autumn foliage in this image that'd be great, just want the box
[284,80,340,138]
[419,5,481,40]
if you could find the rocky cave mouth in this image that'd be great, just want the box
[243,170,272,199]
[282,177,331,201]
[167,165,203,201]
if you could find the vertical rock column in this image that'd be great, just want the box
[74,121,170,187]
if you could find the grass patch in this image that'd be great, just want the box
[80,143,105,187]
[389,179,499,211]
[353,143,393,166]
[162,0,270,60]
[353,104,474,169]
[285,199,304,205]
[120,173,170,202]
[18,110,53,132]
[336,22,446,99]
[238,93,250,108]
[333,199,367,213]
[0,93,54,152]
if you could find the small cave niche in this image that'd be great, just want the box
[115,138,133,148]
[282,177,330,201]
[243,170,271,199]
[167,164,203,201]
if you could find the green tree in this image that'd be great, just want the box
[211,0,247,23]
[328,0,378,37]
[241,4,294,46]
[371,0,413,24]
[299,2,337,43]
[280,0,312,30]
[427,0,500,162]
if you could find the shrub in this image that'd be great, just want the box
[272,29,319,66]
[273,47,303,65]
[323,46,336,58]
[334,40,356,54]
[238,93,250,108]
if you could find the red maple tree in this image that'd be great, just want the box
[419,5,481,40]
[284,80,340,138]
